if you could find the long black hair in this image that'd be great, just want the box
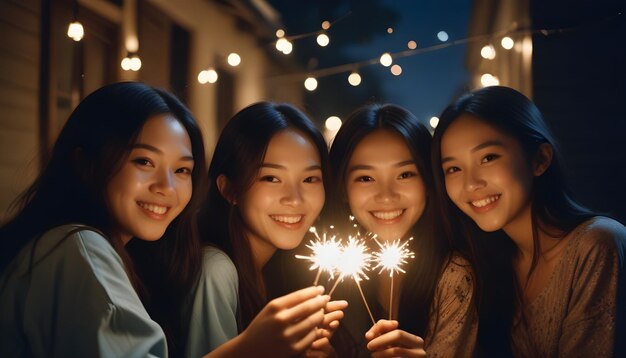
[200,102,329,329]
[0,81,208,356]
[326,103,451,337]
[431,86,595,355]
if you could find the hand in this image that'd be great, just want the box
[302,299,348,357]
[365,319,426,358]
[237,286,329,357]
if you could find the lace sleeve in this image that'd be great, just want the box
[424,255,478,358]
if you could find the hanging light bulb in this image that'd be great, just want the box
[227,53,241,66]
[317,33,330,47]
[276,28,285,38]
[129,54,142,71]
[480,73,500,87]
[304,77,318,91]
[379,53,392,67]
[501,36,514,50]
[348,72,361,86]
[480,45,496,60]
[206,68,218,83]
[390,64,402,76]
[321,21,331,30]
[67,21,84,41]
[325,116,342,131]
[121,56,132,71]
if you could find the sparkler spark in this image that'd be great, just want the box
[295,227,342,284]
[372,237,415,277]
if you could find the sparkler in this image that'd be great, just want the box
[328,236,375,325]
[295,226,342,285]
[371,237,415,320]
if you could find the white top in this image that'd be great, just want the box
[184,246,239,357]
[0,224,167,357]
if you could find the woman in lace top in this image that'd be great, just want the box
[324,104,478,357]
[431,86,626,356]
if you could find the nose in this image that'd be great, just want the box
[464,167,486,192]
[374,181,400,203]
[280,182,303,207]
[151,168,176,196]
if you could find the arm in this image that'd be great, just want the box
[185,247,239,357]
[422,256,477,358]
[558,222,625,356]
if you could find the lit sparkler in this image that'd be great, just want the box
[295,226,343,285]
[371,237,415,319]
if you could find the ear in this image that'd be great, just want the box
[532,143,553,177]
[216,174,237,205]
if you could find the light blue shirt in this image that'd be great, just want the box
[0,224,167,357]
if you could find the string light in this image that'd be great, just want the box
[501,36,514,49]
[429,116,439,128]
[379,53,393,67]
[317,33,330,47]
[321,20,331,30]
[481,73,500,87]
[437,31,449,42]
[198,68,218,84]
[387,27,394,34]
[276,28,285,38]
[325,116,342,131]
[348,71,362,86]
[227,53,241,66]
[67,21,84,41]
[121,52,141,71]
[304,77,318,91]
[390,64,402,76]
[407,40,417,49]
[480,44,496,59]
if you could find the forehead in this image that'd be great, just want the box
[350,129,411,162]
[441,114,515,152]
[264,128,320,163]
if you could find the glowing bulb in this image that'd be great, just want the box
[276,38,287,51]
[276,29,285,38]
[207,68,218,83]
[481,45,496,60]
[67,21,84,41]
[430,116,439,128]
[317,33,330,47]
[282,40,293,54]
[390,64,402,76]
[121,57,131,71]
[325,116,342,131]
[304,77,318,91]
[407,40,417,49]
[437,31,449,42]
[480,73,500,87]
[198,70,209,84]
[227,53,241,66]
[348,72,361,86]
[501,36,514,50]
[387,27,393,34]
[379,53,392,67]
[321,21,331,30]
[129,56,142,71]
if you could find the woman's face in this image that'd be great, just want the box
[239,129,325,261]
[440,114,534,235]
[106,114,194,244]
[345,129,426,242]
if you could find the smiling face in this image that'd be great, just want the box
[440,114,535,236]
[345,129,426,242]
[106,114,194,244]
[238,129,325,265]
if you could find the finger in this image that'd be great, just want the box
[276,294,329,323]
[371,347,427,358]
[268,286,325,312]
[310,336,331,350]
[283,308,325,341]
[367,329,424,351]
[365,319,399,340]
[322,310,344,327]
[324,300,348,313]
[291,322,322,353]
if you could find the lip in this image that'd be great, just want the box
[270,214,305,229]
[137,201,171,220]
[369,209,405,224]
[468,194,500,214]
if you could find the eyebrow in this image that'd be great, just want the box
[348,160,415,173]
[441,140,505,164]
[132,143,194,161]
[261,163,322,171]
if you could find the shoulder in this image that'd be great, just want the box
[572,216,626,255]
[436,253,475,299]
[198,246,238,284]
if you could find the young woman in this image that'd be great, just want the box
[0,82,208,357]
[190,102,347,357]
[431,85,626,357]
[326,104,477,357]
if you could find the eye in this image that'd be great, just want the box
[355,176,374,183]
[176,167,193,175]
[259,175,280,183]
[481,154,500,163]
[444,166,460,175]
[304,176,322,183]
[132,157,153,167]
[398,171,417,179]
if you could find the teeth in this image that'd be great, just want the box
[271,215,302,224]
[371,210,403,220]
[471,195,500,208]
[138,202,168,215]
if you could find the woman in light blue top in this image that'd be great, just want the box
[0,82,209,357]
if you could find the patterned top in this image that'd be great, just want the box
[333,253,477,357]
[511,216,626,357]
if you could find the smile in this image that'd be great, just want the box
[270,215,303,224]
[138,201,169,215]
[470,194,501,208]
[370,209,404,220]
